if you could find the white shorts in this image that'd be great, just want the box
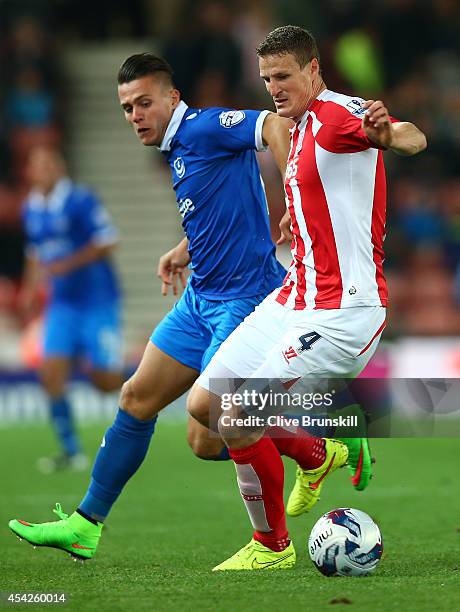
[197,293,386,393]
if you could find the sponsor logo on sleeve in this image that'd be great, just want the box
[178,197,195,217]
[219,110,246,128]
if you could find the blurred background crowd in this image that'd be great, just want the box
[0,0,459,369]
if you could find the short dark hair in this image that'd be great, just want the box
[256,26,320,68]
[117,53,175,87]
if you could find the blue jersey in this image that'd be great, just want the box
[23,178,120,306]
[160,102,285,300]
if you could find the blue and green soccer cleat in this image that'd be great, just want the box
[339,437,373,491]
[8,503,102,561]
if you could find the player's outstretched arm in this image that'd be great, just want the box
[262,113,294,176]
[44,242,117,277]
[157,237,190,296]
[362,100,427,156]
[387,121,428,156]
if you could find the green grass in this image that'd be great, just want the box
[1,423,459,612]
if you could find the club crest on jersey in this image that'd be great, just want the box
[219,110,245,128]
[173,157,186,178]
[346,99,366,116]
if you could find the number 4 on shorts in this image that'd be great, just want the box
[298,332,321,352]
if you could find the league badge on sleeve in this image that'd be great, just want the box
[219,110,246,128]
[346,99,366,116]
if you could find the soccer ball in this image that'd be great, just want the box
[308,508,383,577]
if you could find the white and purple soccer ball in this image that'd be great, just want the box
[308,508,383,577]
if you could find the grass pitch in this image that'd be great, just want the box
[1,421,459,612]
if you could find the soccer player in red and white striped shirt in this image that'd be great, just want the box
[188,25,427,571]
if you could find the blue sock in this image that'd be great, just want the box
[50,396,80,456]
[79,408,157,521]
[213,446,230,461]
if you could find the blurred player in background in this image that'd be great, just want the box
[9,53,360,560]
[20,145,123,473]
[187,25,427,570]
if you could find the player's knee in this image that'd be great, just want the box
[119,379,133,409]
[187,430,223,460]
[40,372,64,398]
[43,380,62,398]
[188,440,219,460]
[120,378,159,420]
[186,385,209,426]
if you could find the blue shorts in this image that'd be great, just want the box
[151,284,266,372]
[43,301,122,371]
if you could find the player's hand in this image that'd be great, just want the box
[362,100,395,149]
[157,246,189,296]
[277,210,293,245]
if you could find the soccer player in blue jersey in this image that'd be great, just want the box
[20,145,123,472]
[9,54,363,559]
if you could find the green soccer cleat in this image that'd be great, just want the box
[338,437,373,491]
[286,438,348,517]
[8,503,102,561]
[212,539,296,571]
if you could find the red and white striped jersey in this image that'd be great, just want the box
[276,89,396,311]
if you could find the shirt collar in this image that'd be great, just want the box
[159,101,189,152]
[28,177,72,211]
[294,89,330,129]
[297,108,310,130]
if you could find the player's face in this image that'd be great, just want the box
[27,148,65,193]
[259,53,321,121]
[118,76,180,146]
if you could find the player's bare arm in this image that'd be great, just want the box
[262,113,293,244]
[18,255,43,314]
[44,242,117,277]
[362,100,427,156]
[261,113,293,176]
[157,237,190,296]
